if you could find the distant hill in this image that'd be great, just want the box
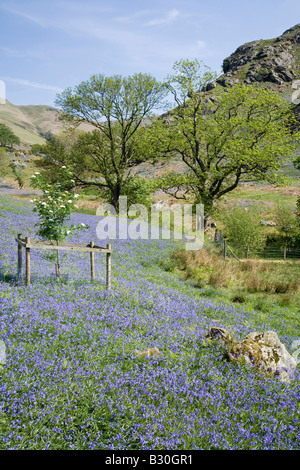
[0,101,61,145]
[0,100,94,146]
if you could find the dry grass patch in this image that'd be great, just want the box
[173,247,300,299]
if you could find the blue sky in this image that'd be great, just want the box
[0,0,300,107]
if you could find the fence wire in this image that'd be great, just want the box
[213,231,300,260]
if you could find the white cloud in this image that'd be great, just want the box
[114,9,153,23]
[145,9,180,26]
[0,6,47,27]
[0,46,44,59]
[1,77,63,92]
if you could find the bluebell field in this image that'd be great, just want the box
[0,196,299,450]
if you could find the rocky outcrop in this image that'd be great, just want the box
[218,24,300,89]
[206,328,297,382]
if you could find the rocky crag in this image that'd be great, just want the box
[219,24,300,90]
[210,24,300,112]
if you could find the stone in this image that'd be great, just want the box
[202,81,217,92]
[217,24,299,96]
[206,328,297,382]
[227,330,297,382]
[206,327,233,345]
[134,347,161,358]
[260,220,276,226]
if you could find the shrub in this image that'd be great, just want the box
[222,206,266,252]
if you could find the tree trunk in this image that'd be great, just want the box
[110,184,122,211]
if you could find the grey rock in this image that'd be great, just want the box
[219,24,299,92]
[260,220,277,226]
[207,327,298,382]
[202,81,217,92]
[226,331,297,382]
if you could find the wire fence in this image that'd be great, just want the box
[213,230,300,261]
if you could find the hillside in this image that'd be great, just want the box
[0,100,61,145]
[0,100,94,146]
[216,24,300,102]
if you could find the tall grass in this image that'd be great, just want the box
[173,248,300,301]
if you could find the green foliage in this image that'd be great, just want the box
[222,59,230,73]
[222,206,266,249]
[0,148,9,177]
[30,166,89,278]
[54,73,167,206]
[140,59,300,224]
[294,154,300,171]
[297,196,300,225]
[0,123,20,148]
[122,176,154,209]
[30,166,88,243]
[274,203,298,247]
[9,159,26,189]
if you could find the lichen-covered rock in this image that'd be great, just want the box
[206,328,297,382]
[134,347,161,358]
[226,330,297,382]
[218,24,300,94]
[206,327,233,345]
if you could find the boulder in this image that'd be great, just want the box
[134,347,161,358]
[260,219,276,226]
[206,328,297,382]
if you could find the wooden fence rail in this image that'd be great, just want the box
[16,234,113,288]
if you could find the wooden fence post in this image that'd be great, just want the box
[283,246,287,261]
[17,233,22,277]
[223,240,226,259]
[25,236,31,286]
[106,243,111,290]
[90,241,95,281]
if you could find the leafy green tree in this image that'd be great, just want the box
[222,206,266,256]
[0,123,20,148]
[141,59,300,227]
[54,73,166,207]
[123,175,154,209]
[274,203,298,247]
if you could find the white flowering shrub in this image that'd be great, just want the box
[30,166,88,277]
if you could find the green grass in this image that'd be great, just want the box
[171,247,300,310]
[227,190,298,205]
